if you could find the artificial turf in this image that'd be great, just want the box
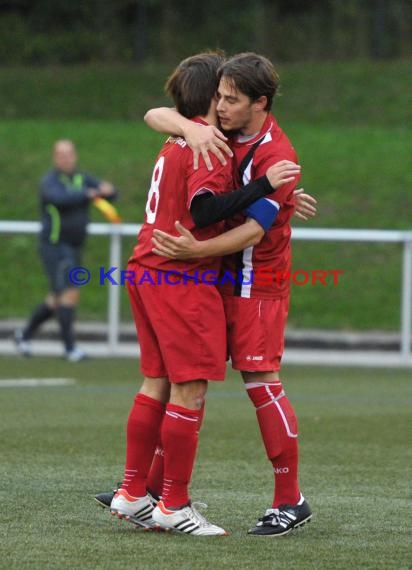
[1,356,410,569]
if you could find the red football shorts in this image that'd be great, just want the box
[126,263,227,383]
[222,295,289,372]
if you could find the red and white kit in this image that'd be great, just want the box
[220,114,300,371]
[128,118,233,383]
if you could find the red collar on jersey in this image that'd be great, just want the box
[191,116,209,127]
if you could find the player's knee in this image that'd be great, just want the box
[192,394,205,410]
[181,391,206,410]
[140,376,169,403]
[171,380,207,410]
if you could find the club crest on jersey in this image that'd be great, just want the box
[167,136,187,148]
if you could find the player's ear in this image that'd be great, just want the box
[253,96,267,112]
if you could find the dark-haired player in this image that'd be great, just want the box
[107,52,300,535]
[148,53,313,536]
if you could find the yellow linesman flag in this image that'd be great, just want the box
[93,197,122,223]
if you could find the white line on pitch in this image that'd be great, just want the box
[0,378,76,388]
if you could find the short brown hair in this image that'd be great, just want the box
[218,52,279,111]
[165,52,225,118]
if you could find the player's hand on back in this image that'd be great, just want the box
[265,160,301,189]
[294,188,317,220]
[152,222,201,259]
[183,123,233,171]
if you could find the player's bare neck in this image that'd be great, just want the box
[241,113,268,136]
[237,131,259,143]
[201,111,218,127]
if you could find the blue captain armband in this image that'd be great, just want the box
[244,197,279,231]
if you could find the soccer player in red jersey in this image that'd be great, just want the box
[149,53,313,536]
[107,53,301,535]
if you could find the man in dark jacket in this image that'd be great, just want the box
[15,139,117,361]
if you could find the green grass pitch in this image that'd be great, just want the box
[1,356,411,569]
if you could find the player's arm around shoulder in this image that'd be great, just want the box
[144,107,188,136]
[144,107,232,170]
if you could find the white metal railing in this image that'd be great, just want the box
[1,221,412,360]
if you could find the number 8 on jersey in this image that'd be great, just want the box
[145,156,165,225]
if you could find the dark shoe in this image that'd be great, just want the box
[94,485,160,510]
[248,495,312,536]
[94,489,117,509]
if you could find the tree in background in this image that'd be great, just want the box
[0,0,411,64]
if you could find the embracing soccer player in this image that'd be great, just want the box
[149,53,313,536]
[105,52,300,536]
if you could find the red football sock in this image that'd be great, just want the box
[145,443,164,499]
[246,381,300,507]
[161,403,201,508]
[146,402,205,499]
[120,393,165,498]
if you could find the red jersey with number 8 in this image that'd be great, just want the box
[130,118,233,275]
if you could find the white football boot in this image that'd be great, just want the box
[152,500,228,536]
[110,489,157,529]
